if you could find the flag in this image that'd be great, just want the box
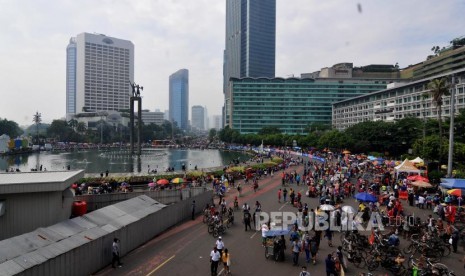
[369,230,375,245]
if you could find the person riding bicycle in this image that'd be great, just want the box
[233,196,239,209]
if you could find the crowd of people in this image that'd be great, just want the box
[207,149,465,275]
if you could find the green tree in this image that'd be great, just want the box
[428,78,450,159]
[68,119,78,131]
[258,126,282,135]
[47,120,74,141]
[412,135,448,161]
[76,122,87,134]
[208,129,217,142]
[317,130,351,150]
[0,118,23,137]
[453,108,465,143]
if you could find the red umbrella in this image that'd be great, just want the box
[156,179,169,185]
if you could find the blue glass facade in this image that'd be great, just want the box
[169,69,189,130]
[228,78,387,134]
[66,38,77,118]
[224,0,276,93]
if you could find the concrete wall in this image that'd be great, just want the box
[17,190,213,276]
[75,187,208,212]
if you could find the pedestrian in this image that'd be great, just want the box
[210,247,221,276]
[310,235,318,265]
[216,236,225,256]
[111,238,123,268]
[292,237,301,266]
[244,210,252,231]
[324,228,333,247]
[325,254,337,276]
[452,229,459,253]
[303,235,311,263]
[191,200,196,220]
[299,266,311,276]
[105,169,109,177]
[278,188,282,203]
[222,248,231,275]
[283,188,288,202]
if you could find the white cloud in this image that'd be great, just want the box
[0,0,464,126]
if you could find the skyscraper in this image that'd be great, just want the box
[66,38,77,120]
[223,0,276,125]
[169,69,189,130]
[191,105,205,131]
[66,33,134,119]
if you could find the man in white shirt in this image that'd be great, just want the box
[216,237,225,256]
[210,247,221,276]
[418,195,425,209]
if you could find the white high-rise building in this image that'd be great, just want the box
[211,115,222,130]
[66,33,134,119]
[191,105,205,131]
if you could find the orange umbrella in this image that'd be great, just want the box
[156,179,169,185]
[447,189,462,197]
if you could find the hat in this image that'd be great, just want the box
[219,236,222,239]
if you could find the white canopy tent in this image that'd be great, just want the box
[395,158,421,176]
[409,157,424,164]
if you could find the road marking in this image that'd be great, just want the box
[279,202,287,210]
[250,230,259,239]
[146,255,175,276]
[218,268,224,275]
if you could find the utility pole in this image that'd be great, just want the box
[447,75,456,177]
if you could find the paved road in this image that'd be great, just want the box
[93,163,465,276]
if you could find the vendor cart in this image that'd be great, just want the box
[264,229,290,262]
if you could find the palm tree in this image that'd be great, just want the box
[68,119,78,131]
[427,78,450,159]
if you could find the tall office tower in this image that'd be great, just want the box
[66,38,77,120]
[169,69,189,130]
[66,33,134,119]
[223,0,276,124]
[191,105,205,131]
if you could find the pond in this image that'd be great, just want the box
[0,149,248,174]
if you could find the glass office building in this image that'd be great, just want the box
[223,0,276,91]
[226,77,387,134]
[169,69,189,130]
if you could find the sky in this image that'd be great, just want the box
[0,0,464,127]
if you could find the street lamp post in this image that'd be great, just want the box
[447,75,456,177]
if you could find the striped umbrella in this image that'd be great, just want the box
[171,177,185,184]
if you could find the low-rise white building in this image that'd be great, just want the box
[332,68,465,130]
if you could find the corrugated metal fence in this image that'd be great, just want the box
[75,187,210,211]
[0,190,213,276]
